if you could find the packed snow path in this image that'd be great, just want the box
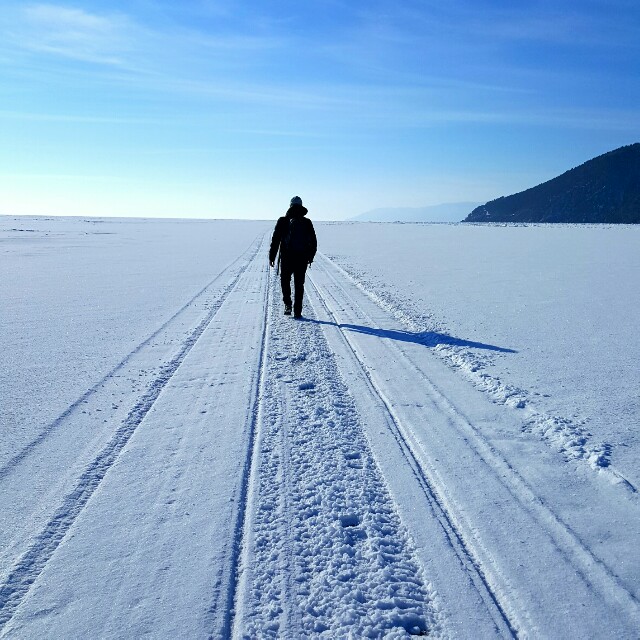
[1,233,639,638]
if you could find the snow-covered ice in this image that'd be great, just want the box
[1,216,639,638]
[319,222,640,482]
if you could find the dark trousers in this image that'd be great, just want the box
[280,257,308,315]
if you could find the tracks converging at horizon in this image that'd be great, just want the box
[2,233,639,638]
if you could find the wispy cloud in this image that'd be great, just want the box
[1,171,131,181]
[358,1,640,48]
[323,0,640,93]
[0,2,637,179]
[0,109,169,124]
[1,84,636,137]
[381,105,640,132]
[15,4,134,65]
[0,1,289,89]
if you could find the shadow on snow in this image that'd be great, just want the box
[302,319,517,354]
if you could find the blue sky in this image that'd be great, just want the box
[1,0,638,220]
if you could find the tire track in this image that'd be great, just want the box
[213,255,271,640]
[0,235,263,481]
[0,239,264,631]
[308,275,517,638]
[310,255,640,635]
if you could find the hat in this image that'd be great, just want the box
[290,196,303,206]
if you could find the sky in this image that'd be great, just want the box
[0,0,639,220]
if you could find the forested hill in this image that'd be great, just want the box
[464,143,640,223]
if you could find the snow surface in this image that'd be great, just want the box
[1,216,639,638]
[1,217,269,466]
[319,222,640,482]
[351,203,479,223]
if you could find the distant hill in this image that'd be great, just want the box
[352,202,480,223]
[464,143,640,223]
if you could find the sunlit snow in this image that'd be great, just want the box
[1,216,638,638]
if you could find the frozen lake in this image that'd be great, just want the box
[1,215,639,637]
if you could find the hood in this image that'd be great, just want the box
[286,204,308,218]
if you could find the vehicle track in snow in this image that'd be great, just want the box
[212,248,272,640]
[308,254,640,637]
[0,236,264,576]
[0,235,262,481]
[231,275,444,638]
[0,238,264,631]
[322,253,635,489]
[308,274,517,637]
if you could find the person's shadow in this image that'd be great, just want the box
[303,318,517,354]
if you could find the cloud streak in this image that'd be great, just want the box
[17,3,134,65]
[0,109,169,124]
[2,2,283,70]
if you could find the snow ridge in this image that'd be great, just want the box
[321,254,630,487]
[235,276,443,638]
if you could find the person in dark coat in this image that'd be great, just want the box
[269,196,317,318]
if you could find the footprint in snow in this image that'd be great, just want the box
[344,451,363,468]
[340,513,361,527]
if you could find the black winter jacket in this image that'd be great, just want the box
[269,204,317,264]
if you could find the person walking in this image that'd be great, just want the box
[269,196,317,318]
